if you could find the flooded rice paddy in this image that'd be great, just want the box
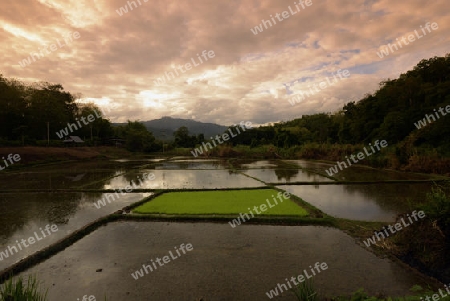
[0,157,445,300]
[21,222,428,300]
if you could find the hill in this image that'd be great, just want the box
[115,117,228,141]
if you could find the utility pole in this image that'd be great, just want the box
[47,121,49,146]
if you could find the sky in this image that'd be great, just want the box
[1,0,449,126]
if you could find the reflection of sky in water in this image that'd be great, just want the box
[113,158,165,162]
[280,185,393,221]
[279,184,431,222]
[244,169,333,183]
[0,193,150,270]
[154,161,227,170]
[283,160,434,181]
[102,170,264,189]
[240,160,278,169]
[170,159,220,163]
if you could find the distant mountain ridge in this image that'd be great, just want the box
[114,117,228,141]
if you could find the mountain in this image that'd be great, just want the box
[117,117,228,141]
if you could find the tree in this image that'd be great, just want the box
[76,103,113,141]
[116,121,156,152]
[173,126,196,147]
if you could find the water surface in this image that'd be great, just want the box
[280,183,433,221]
[0,192,150,270]
[21,222,430,301]
[243,168,333,183]
[89,169,264,189]
[284,160,437,181]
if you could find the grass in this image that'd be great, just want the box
[133,189,308,216]
[0,275,48,301]
[293,279,319,301]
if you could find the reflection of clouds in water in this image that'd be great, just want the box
[244,169,332,183]
[154,160,228,170]
[103,170,262,189]
[284,160,432,181]
[240,160,278,169]
[0,192,148,270]
[279,185,398,222]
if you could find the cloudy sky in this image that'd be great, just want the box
[1,0,449,125]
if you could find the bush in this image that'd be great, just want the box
[388,183,450,282]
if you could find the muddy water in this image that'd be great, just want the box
[21,222,431,301]
[280,183,432,221]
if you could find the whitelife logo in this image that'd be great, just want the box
[266,262,328,299]
[287,69,350,106]
[376,22,438,58]
[250,0,313,35]
[363,210,426,247]
[55,107,111,139]
[18,32,80,68]
[414,105,450,129]
[153,50,215,86]
[0,153,21,171]
[419,284,450,301]
[77,295,96,301]
[0,224,58,261]
[93,172,155,209]
[191,121,252,157]
[325,140,388,177]
[116,0,148,16]
[229,192,291,228]
[131,243,193,280]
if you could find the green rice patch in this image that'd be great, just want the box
[133,189,308,216]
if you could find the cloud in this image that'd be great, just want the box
[1,0,449,125]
